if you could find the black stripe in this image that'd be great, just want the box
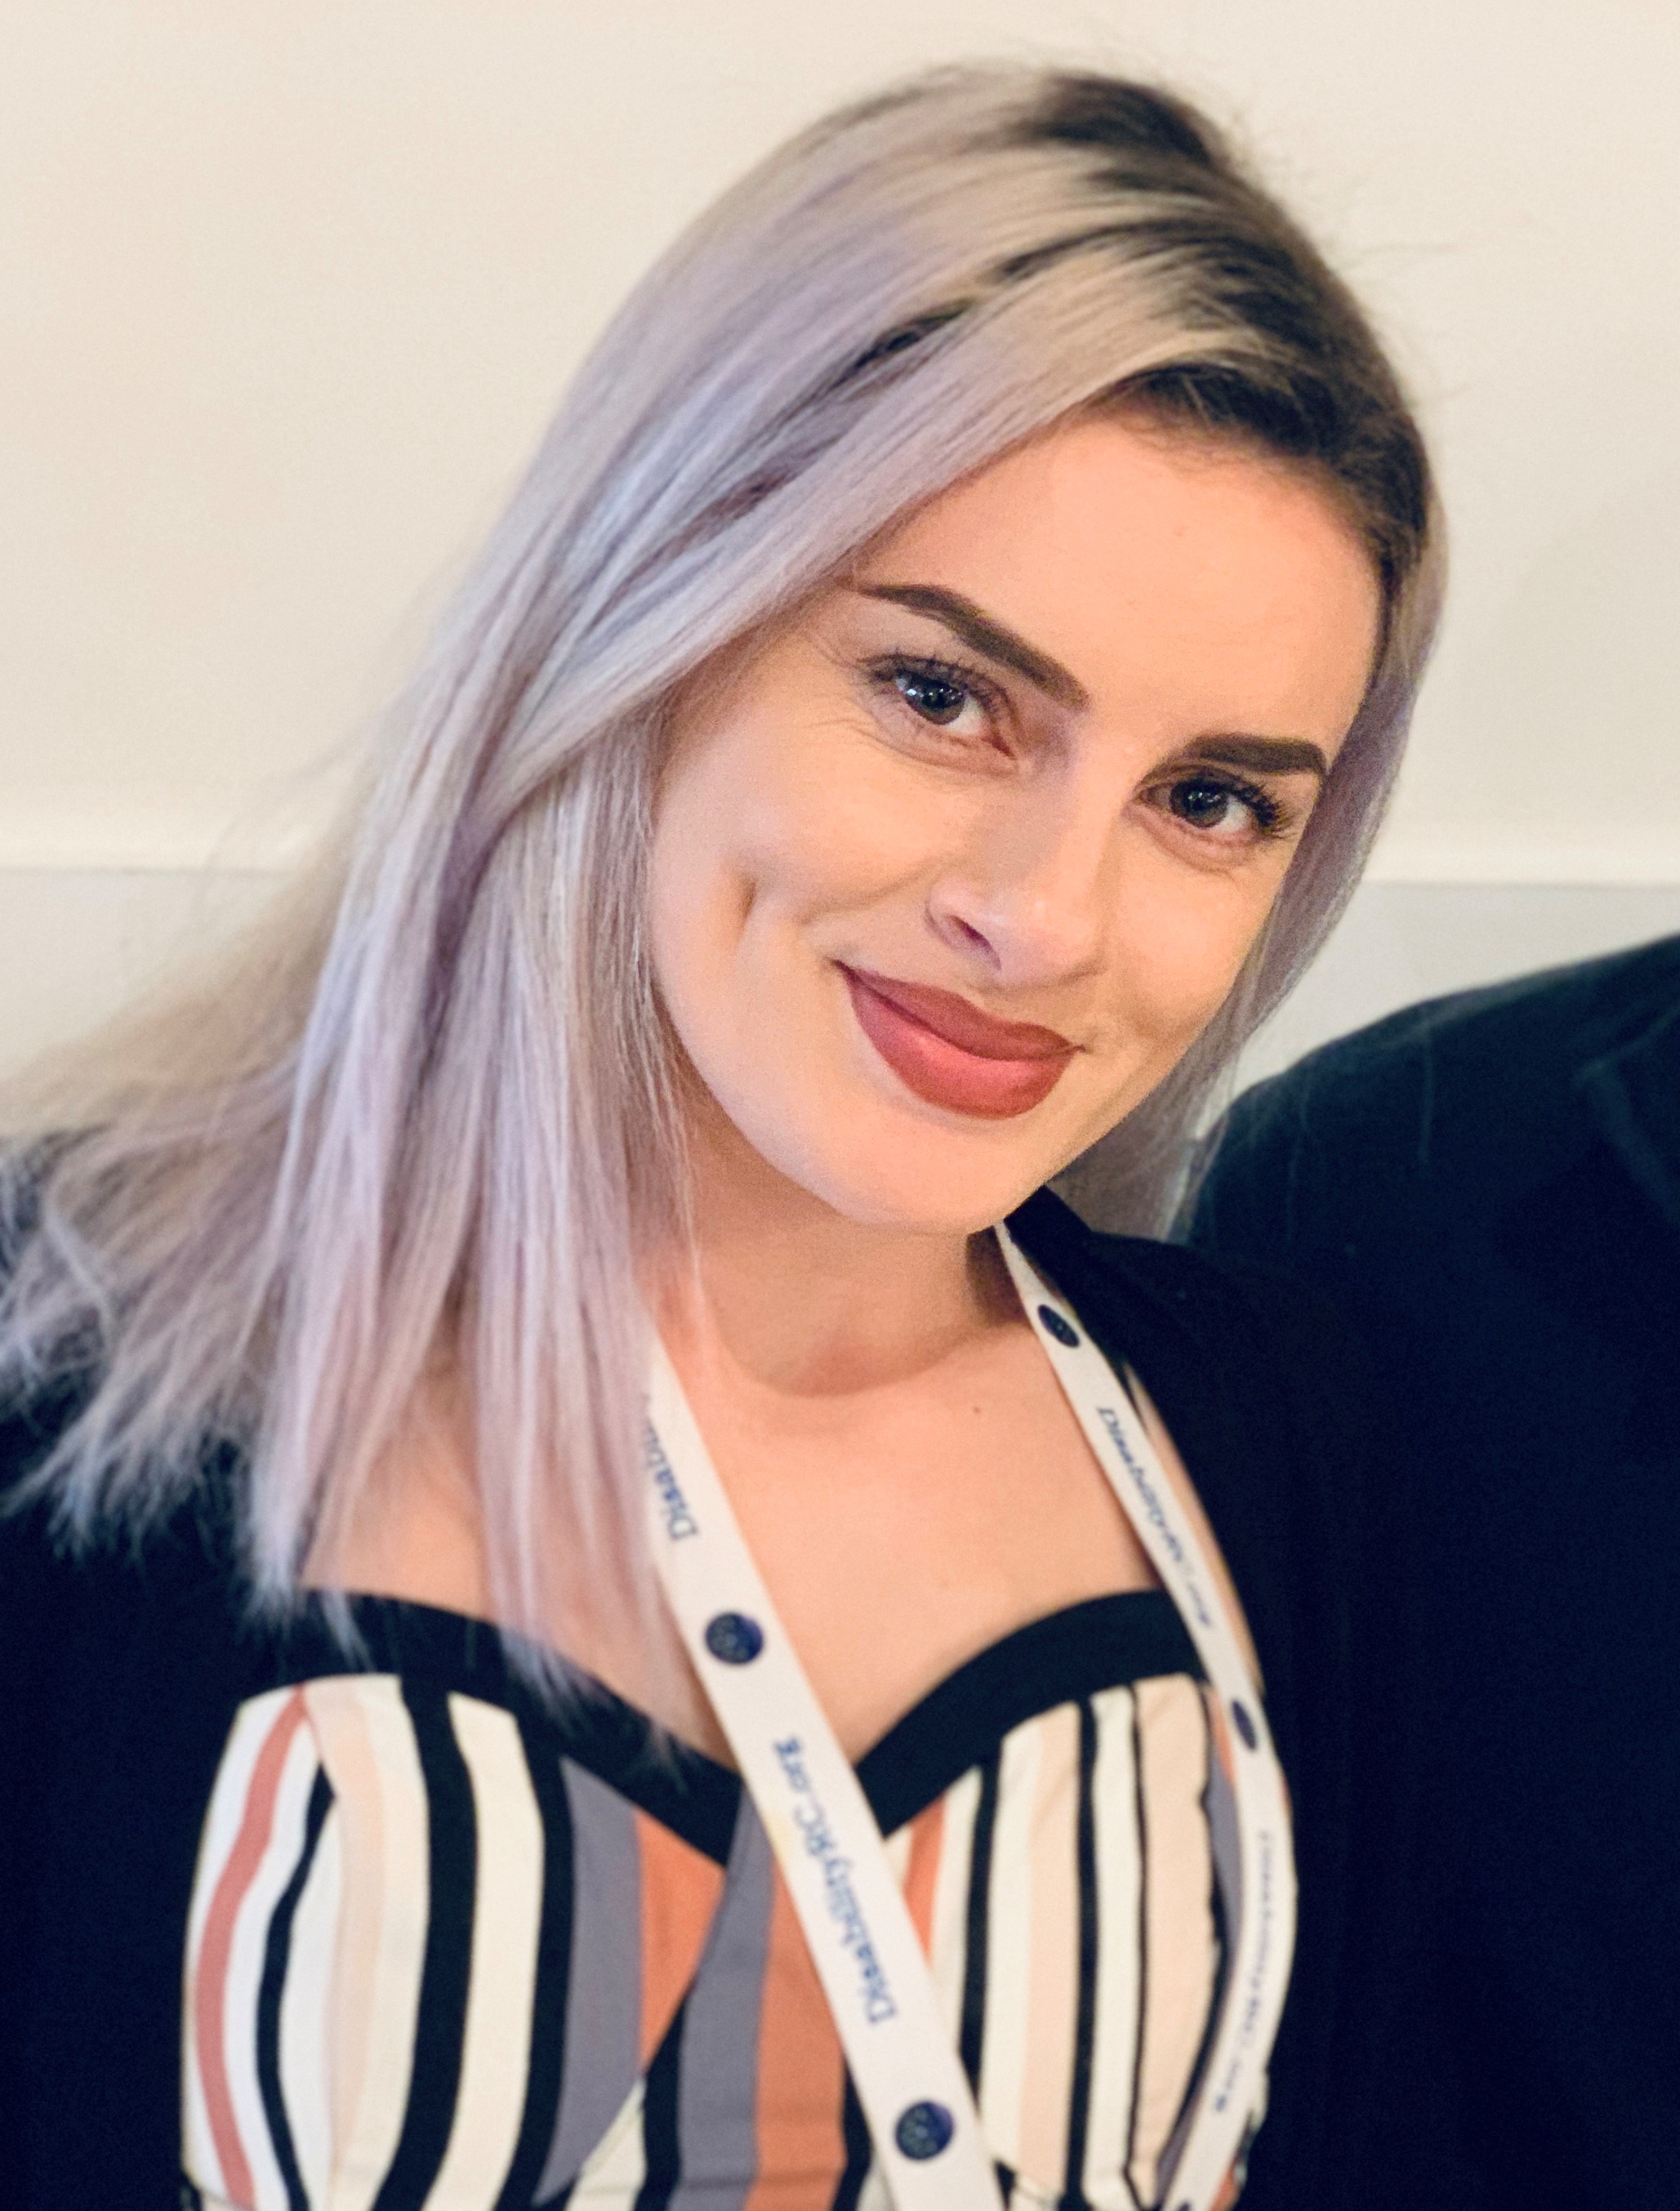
[830,2069,873,2211]
[857,1592,1201,1838]
[281,1596,742,1866]
[632,1999,684,2209]
[255,1765,333,2211]
[372,1683,479,2211]
[1063,1699,1101,2206]
[1125,1697,1149,2191]
[324,1609,742,1866]
[493,1723,577,2211]
[958,1750,1000,2090]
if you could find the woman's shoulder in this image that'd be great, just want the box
[0,1371,96,1634]
[1,1361,247,1696]
[1010,1182,1368,1406]
[1009,1184,1408,1750]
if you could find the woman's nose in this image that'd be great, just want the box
[925,786,1116,988]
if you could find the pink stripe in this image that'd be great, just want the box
[194,1692,308,2206]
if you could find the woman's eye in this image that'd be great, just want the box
[1158,773,1284,843]
[863,652,1010,764]
[892,665,975,728]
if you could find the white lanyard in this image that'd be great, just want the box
[644,1222,1295,2211]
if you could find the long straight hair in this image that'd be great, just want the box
[0,66,1441,1679]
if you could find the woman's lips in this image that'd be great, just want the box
[840,965,1077,1120]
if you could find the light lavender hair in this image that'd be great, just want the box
[0,66,1442,1678]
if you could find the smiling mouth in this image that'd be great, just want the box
[840,965,1078,1120]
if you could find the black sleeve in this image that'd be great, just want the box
[0,1393,82,2172]
[1185,1097,1487,2209]
[1228,1263,1480,2211]
[0,1400,256,2209]
[1016,1188,1474,2208]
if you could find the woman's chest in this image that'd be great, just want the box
[171,1606,1230,2211]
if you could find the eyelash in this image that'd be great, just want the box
[866,649,1298,843]
[866,652,1005,737]
[1161,769,1292,841]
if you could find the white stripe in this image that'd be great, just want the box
[1007,2178,1059,2209]
[568,2077,648,2200]
[221,1718,323,2211]
[1017,1701,1083,2195]
[978,1717,1044,2174]
[1130,1678,1216,2204]
[1082,1687,1144,2211]
[305,1675,430,2211]
[279,1801,343,2207]
[182,1687,298,2200]
[181,2047,224,2203]
[883,1823,915,1885]
[421,1696,546,2209]
[927,1767,981,2044]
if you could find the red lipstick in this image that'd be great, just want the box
[840,965,1077,1120]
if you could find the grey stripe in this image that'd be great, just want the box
[536,1760,644,2200]
[669,1801,775,2210]
[1202,1691,1243,1968]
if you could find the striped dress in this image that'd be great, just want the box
[180,1591,1243,2211]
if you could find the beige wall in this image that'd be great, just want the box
[2,1,1678,1072]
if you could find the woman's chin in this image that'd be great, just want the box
[755,1122,1074,1237]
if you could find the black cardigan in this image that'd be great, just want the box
[0,1188,1424,2209]
[1191,932,1680,2209]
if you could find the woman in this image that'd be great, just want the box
[0,65,1439,2211]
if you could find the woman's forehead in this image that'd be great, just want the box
[835,418,1381,747]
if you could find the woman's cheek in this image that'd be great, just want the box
[743,750,966,922]
[1110,871,1271,1050]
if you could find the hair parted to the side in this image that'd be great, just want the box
[0,65,1441,1683]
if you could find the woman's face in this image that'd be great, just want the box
[648,413,1382,1233]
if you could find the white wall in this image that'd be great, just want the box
[2,0,1678,1078]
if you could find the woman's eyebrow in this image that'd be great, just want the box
[1183,734,1330,782]
[854,582,1090,710]
[854,587,1329,779]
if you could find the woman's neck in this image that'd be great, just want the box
[661,1103,1017,1398]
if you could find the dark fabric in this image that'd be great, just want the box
[0,1191,1419,2209]
[1189,929,1680,2211]
[1013,1192,1428,2211]
[855,1586,1201,1835]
